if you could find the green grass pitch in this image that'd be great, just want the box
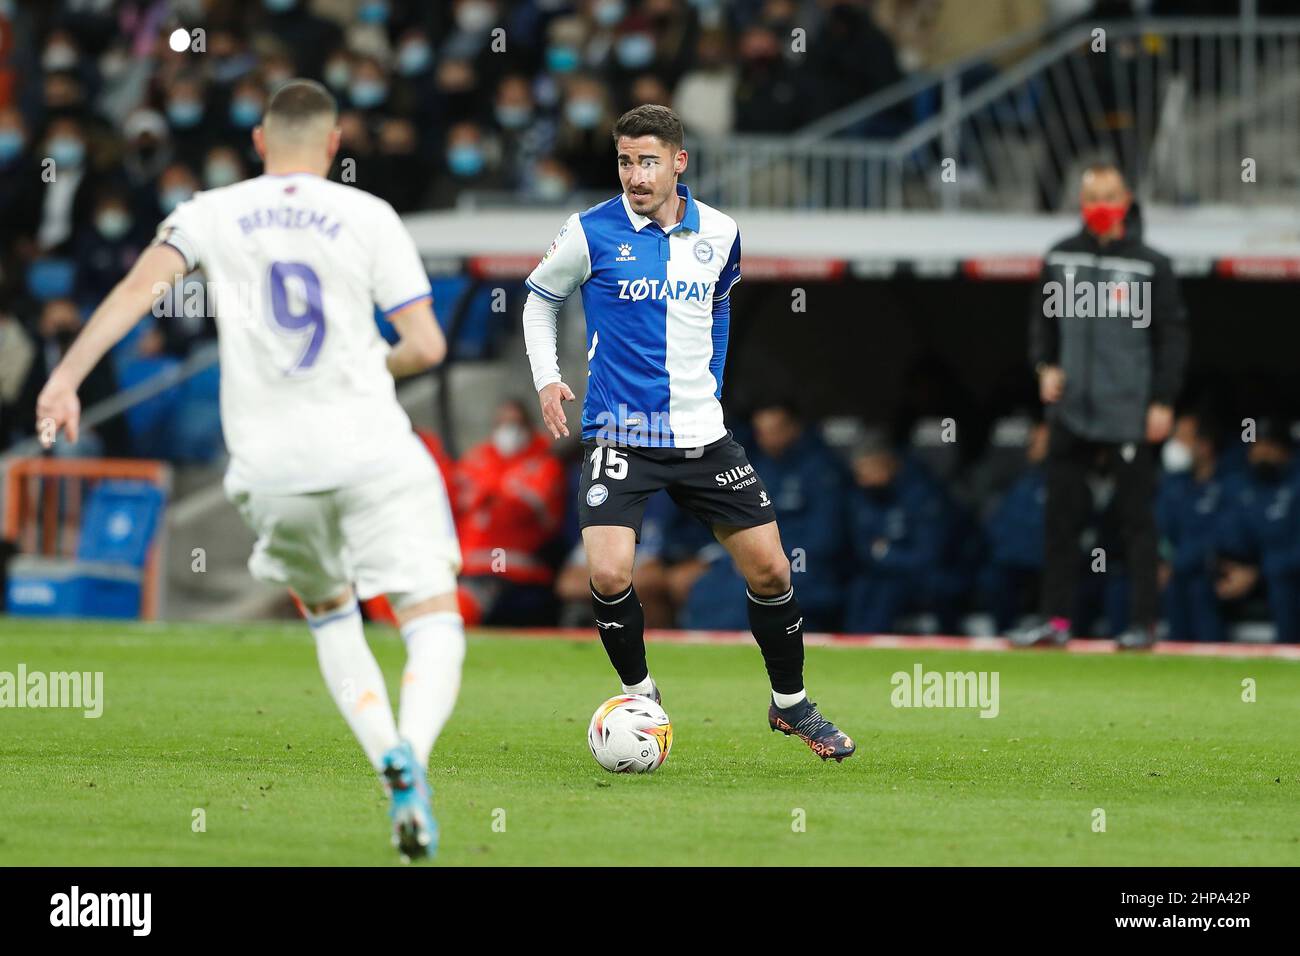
[0,620,1297,866]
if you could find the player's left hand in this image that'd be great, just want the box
[35,374,81,448]
[1145,402,1173,443]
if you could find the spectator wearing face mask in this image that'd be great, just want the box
[609,15,663,90]
[544,15,588,80]
[494,73,556,191]
[40,30,90,88]
[454,399,566,626]
[347,56,393,117]
[1218,418,1300,643]
[37,116,97,254]
[390,30,441,132]
[556,75,615,190]
[428,120,503,208]
[73,188,148,310]
[164,75,216,168]
[322,49,354,100]
[202,145,247,191]
[223,77,267,171]
[527,156,575,204]
[1155,410,1236,642]
[442,0,509,92]
[154,162,198,224]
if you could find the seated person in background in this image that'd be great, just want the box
[639,491,716,629]
[680,400,851,632]
[73,186,150,311]
[1218,418,1300,643]
[1156,410,1236,642]
[19,297,128,456]
[982,421,1049,632]
[455,399,564,626]
[844,435,947,634]
[556,490,714,629]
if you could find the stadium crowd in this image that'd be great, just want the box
[0,0,921,453]
[408,396,1299,643]
[0,0,1280,452]
[2,1,1297,642]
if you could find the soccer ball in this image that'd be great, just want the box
[587,694,673,773]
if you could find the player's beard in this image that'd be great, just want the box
[627,182,670,217]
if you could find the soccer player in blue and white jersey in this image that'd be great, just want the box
[36,81,463,858]
[522,105,855,761]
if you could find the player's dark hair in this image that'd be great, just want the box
[611,104,684,151]
[265,79,337,126]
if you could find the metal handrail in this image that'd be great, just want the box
[687,17,1300,212]
[0,343,220,465]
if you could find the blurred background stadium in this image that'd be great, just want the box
[2,0,1299,643]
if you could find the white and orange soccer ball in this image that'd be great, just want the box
[587,694,673,773]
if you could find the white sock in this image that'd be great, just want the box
[398,611,466,768]
[307,599,399,772]
[773,688,808,709]
[622,675,656,697]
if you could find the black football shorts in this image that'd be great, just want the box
[577,431,775,540]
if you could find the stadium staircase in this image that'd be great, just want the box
[687,15,1300,213]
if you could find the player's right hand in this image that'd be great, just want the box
[1038,365,1065,404]
[539,381,575,440]
[35,374,81,448]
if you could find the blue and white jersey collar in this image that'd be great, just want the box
[620,183,701,235]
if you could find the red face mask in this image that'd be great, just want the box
[1081,200,1128,236]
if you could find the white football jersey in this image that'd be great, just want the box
[156,173,433,494]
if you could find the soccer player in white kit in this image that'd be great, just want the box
[36,80,462,861]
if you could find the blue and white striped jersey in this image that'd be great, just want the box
[526,183,741,448]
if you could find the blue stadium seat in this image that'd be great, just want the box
[170,362,224,463]
[26,257,77,301]
[5,480,167,619]
[77,481,166,566]
[116,355,183,458]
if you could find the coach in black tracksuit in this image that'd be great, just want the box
[1014,165,1188,649]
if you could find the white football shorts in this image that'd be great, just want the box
[228,437,462,608]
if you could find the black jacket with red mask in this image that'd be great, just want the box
[1028,201,1189,444]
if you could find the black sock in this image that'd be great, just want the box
[592,582,648,686]
[747,587,805,696]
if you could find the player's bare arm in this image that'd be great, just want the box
[385,297,447,378]
[35,242,188,448]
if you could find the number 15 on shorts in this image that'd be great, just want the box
[590,446,628,480]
